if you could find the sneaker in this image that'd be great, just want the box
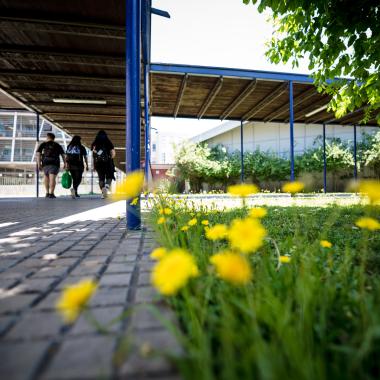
[49,193,56,199]
[45,193,50,198]
[70,188,76,199]
[75,193,80,198]
[101,187,108,199]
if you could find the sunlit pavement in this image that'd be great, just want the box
[0,197,179,380]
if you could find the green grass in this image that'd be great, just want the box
[150,202,380,380]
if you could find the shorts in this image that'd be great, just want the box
[43,165,59,176]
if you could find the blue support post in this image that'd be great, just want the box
[240,120,244,182]
[144,65,150,182]
[36,113,40,198]
[353,124,358,180]
[323,123,327,193]
[289,81,295,181]
[126,0,141,230]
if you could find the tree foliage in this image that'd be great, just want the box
[243,0,380,124]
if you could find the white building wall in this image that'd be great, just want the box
[205,122,379,157]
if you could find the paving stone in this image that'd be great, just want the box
[129,306,174,331]
[105,262,135,273]
[89,287,128,307]
[42,336,114,380]
[135,286,159,304]
[33,292,60,311]
[99,273,132,288]
[138,272,151,286]
[5,311,63,340]
[33,266,68,278]
[0,294,38,314]
[56,275,95,290]
[0,341,49,380]
[14,277,57,293]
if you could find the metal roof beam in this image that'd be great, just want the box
[10,88,124,98]
[289,96,330,122]
[220,79,257,120]
[173,74,188,118]
[28,102,124,109]
[243,82,288,121]
[197,76,223,119]
[325,107,366,125]
[263,87,316,122]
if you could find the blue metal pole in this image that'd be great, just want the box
[240,120,244,182]
[323,123,327,193]
[144,65,150,182]
[36,113,40,198]
[126,0,141,230]
[289,81,295,181]
[353,124,357,180]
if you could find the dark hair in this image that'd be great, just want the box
[92,130,112,149]
[46,132,55,140]
[68,135,81,148]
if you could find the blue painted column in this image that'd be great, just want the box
[36,113,40,198]
[240,120,244,182]
[126,0,141,230]
[353,124,358,180]
[144,65,150,182]
[323,123,327,193]
[289,81,295,181]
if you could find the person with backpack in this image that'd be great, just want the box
[66,135,89,199]
[91,130,116,199]
[36,132,66,198]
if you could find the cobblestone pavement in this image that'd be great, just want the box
[0,197,180,380]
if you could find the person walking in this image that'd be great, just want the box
[91,130,116,199]
[36,132,66,198]
[66,135,89,199]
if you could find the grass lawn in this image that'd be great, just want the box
[149,199,380,380]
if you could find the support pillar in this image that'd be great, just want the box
[353,124,357,180]
[144,64,150,183]
[289,81,295,181]
[323,123,327,193]
[36,113,40,198]
[240,120,244,182]
[126,0,141,230]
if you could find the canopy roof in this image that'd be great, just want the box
[0,2,377,168]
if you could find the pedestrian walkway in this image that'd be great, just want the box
[0,197,180,380]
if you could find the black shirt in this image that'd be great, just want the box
[37,141,65,167]
[66,144,87,168]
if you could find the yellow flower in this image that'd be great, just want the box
[113,171,144,200]
[130,197,139,206]
[201,220,209,226]
[188,218,197,226]
[279,256,291,263]
[282,181,304,194]
[56,279,97,323]
[150,247,167,260]
[355,217,380,231]
[227,183,259,197]
[181,225,189,232]
[205,224,228,241]
[159,207,173,215]
[320,240,332,248]
[157,216,166,225]
[151,249,199,295]
[358,180,380,204]
[249,207,267,219]
[210,251,252,285]
[228,218,266,254]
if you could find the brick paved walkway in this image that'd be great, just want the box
[0,197,180,380]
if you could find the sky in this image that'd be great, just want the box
[150,0,310,138]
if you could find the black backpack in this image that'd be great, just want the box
[42,141,58,166]
[66,145,82,165]
[94,147,111,163]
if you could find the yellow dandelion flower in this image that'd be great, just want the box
[279,255,291,263]
[130,197,139,206]
[181,225,189,232]
[56,279,97,323]
[227,183,259,197]
[159,207,173,215]
[228,218,266,254]
[188,218,197,226]
[151,249,199,296]
[355,217,380,231]
[358,180,380,204]
[113,171,144,200]
[210,251,252,285]
[150,247,167,260]
[282,181,305,194]
[249,207,267,219]
[157,216,166,225]
[320,240,332,248]
[201,220,209,226]
[205,224,228,241]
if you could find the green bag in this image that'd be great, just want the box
[61,170,72,189]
